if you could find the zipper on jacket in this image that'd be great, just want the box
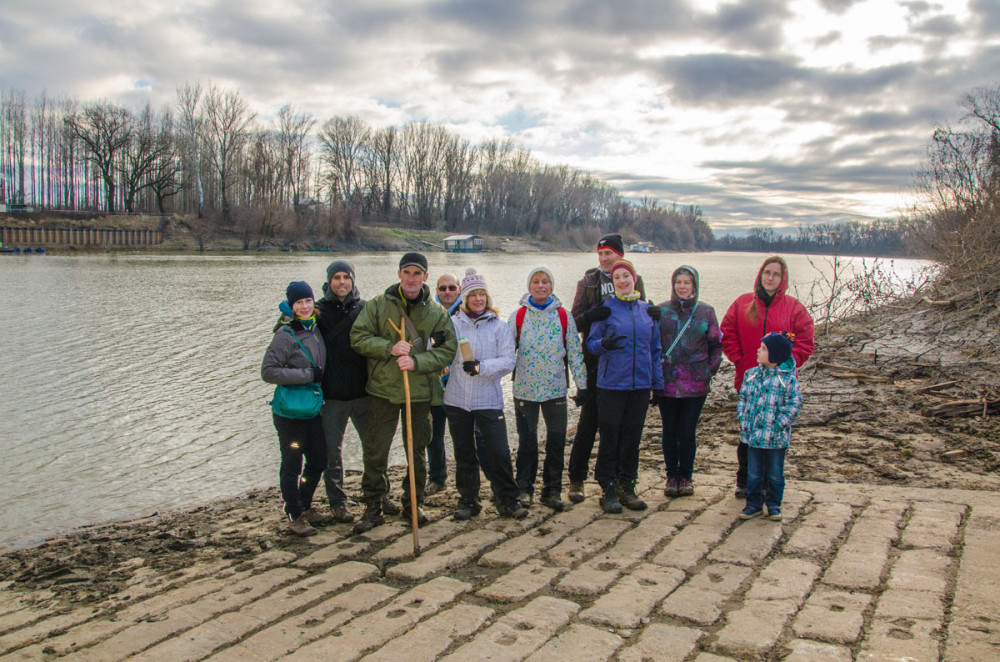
[630,300,637,389]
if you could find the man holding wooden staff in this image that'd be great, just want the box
[350,253,458,534]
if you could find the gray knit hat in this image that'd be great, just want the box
[527,266,555,290]
[326,259,356,284]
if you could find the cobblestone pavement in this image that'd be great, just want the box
[2,474,999,661]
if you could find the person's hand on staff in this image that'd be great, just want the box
[397,355,415,371]
[390,340,411,357]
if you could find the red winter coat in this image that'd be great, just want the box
[720,259,815,390]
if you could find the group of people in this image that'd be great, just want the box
[260,235,815,536]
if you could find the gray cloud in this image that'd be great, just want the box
[657,53,804,104]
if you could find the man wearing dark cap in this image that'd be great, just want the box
[349,252,458,532]
[566,233,648,503]
[315,260,369,524]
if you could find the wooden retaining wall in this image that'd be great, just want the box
[0,226,163,247]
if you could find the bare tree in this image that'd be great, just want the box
[200,84,255,218]
[276,105,315,209]
[176,82,205,217]
[318,115,370,208]
[364,125,399,220]
[65,101,134,213]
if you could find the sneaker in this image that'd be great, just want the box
[382,496,401,516]
[664,477,680,497]
[517,491,533,508]
[288,513,317,537]
[352,501,385,534]
[453,502,482,521]
[739,507,763,520]
[539,494,565,511]
[768,510,782,522]
[496,501,529,519]
[567,481,585,504]
[600,484,623,514]
[424,481,445,496]
[302,508,335,526]
[678,478,694,497]
[330,504,355,523]
[734,486,747,499]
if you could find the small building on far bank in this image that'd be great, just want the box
[444,233,484,252]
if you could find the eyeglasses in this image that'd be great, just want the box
[438,285,459,291]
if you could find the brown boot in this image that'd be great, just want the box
[288,513,317,537]
[567,481,585,504]
[303,508,335,526]
[352,500,385,534]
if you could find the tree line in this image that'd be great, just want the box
[713,218,915,257]
[0,84,713,250]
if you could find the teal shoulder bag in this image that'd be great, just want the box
[270,328,324,420]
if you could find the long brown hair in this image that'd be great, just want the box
[747,256,787,324]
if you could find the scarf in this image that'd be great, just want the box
[615,291,641,302]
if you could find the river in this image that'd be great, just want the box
[0,250,930,546]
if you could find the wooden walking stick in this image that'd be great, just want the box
[388,317,421,556]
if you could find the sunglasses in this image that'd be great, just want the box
[437,285,459,291]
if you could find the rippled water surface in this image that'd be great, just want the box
[0,251,930,546]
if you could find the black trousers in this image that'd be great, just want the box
[567,362,599,483]
[514,397,568,497]
[658,396,706,480]
[273,413,327,520]
[445,406,519,508]
[594,389,649,488]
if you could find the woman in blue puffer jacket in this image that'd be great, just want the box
[585,259,663,514]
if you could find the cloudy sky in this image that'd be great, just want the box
[3,0,998,234]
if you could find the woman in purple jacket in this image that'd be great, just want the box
[586,260,663,514]
[653,266,723,498]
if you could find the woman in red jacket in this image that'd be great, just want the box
[720,256,814,497]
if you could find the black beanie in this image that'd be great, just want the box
[326,259,356,284]
[399,252,429,271]
[597,233,625,257]
[286,280,314,305]
[762,331,794,365]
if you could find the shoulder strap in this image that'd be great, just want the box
[557,306,568,347]
[664,303,698,360]
[284,327,316,367]
[515,306,527,347]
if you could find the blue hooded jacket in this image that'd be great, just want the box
[585,296,664,391]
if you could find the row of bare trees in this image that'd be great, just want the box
[714,218,916,256]
[0,84,713,249]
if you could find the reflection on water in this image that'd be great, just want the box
[0,251,929,546]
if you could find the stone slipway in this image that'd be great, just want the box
[2,475,999,661]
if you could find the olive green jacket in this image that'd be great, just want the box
[350,283,458,405]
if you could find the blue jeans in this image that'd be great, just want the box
[746,446,786,513]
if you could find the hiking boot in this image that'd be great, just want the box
[330,504,355,523]
[382,496,401,516]
[303,508,335,526]
[664,477,680,497]
[401,506,429,527]
[352,500,385,534]
[678,478,694,497]
[288,513,317,537]
[453,501,482,521]
[496,500,529,519]
[734,485,747,499]
[424,481,446,496]
[616,481,648,511]
[600,484,623,514]
[739,507,763,520]
[567,481,585,504]
[517,491,533,509]
[539,493,565,512]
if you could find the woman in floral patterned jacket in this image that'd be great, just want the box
[509,267,587,512]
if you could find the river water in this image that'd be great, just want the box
[0,250,929,546]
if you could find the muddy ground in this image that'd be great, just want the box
[2,291,999,608]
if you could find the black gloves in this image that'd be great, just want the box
[650,390,662,406]
[462,360,481,376]
[584,305,611,322]
[647,303,662,321]
[429,331,446,347]
[601,332,626,351]
[572,389,591,406]
[311,366,323,383]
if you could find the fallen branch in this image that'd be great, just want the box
[829,371,891,382]
[917,296,953,307]
[911,380,960,394]
[922,398,1000,418]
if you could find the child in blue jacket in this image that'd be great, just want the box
[737,331,802,522]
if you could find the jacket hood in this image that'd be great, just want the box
[321,281,361,306]
[754,256,789,297]
[670,265,700,307]
[518,292,564,309]
[455,309,499,326]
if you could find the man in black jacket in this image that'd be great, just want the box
[316,260,372,523]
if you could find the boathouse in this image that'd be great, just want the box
[444,233,484,252]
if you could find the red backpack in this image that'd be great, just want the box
[515,305,568,348]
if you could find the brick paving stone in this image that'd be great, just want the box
[874,588,946,621]
[617,623,704,662]
[439,596,579,661]
[131,561,379,662]
[712,598,798,658]
[580,563,686,629]
[663,486,724,512]
[545,518,632,568]
[659,564,755,626]
[205,583,398,662]
[651,524,726,570]
[295,537,374,568]
[745,558,822,602]
[783,502,853,556]
[778,488,812,523]
[62,566,305,662]
[103,558,234,608]
[856,617,941,662]
[0,606,101,655]
[822,509,901,591]
[945,504,1000,661]
[478,505,599,568]
[290,577,472,662]
[791,587,872,644]
[708,517,784,566]
[477,559,564,603]
[0,604,61,644]
[523,623,623,662]
[885,548,951,595]
[781,638,853,661]
[899,502,965,551]
[370,517,465,565]
[386,530,506,581]
[692,652,738,661]
[359,604,494,662]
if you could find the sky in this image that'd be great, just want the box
[2,0,999,235]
